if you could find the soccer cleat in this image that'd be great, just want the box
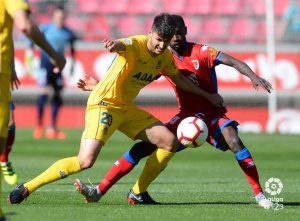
[255,192,274,209]
[8,183,29,204]
[1,162,18,185]
[46,128,67,140]
[127,189,160,205]
[33,126,44,139]
[74,179,102,203]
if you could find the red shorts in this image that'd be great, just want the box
[165,112,239,151]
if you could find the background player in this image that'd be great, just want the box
[30,6,76,140]
[76,15,273,208]
[1,0,66,219]
[8,13,221,205]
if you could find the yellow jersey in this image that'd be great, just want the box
[0,0,30,76]
[88,35,178,109]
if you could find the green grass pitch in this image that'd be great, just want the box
[2,129,300,221]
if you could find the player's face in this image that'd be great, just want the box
[148,31,172,56]
[170,23,187,52]
[53,9,66,28]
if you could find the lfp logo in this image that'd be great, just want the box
[265,177,283,196]
[265,177,284,210]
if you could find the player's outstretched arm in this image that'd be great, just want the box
[219,53,273,93]
[13,9,66,72]
[169,71,224,108]
[102,39,125,53]
[77,75,99,91]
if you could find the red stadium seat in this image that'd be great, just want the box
[249,0,265,15]
[143,17,155,33]
[76,0,100,14]
[254,20,266,43]
[126,0,157,14]
[200,18,225,43]
[183,17,200,42]
[162,0,185,14]
[115,16,142,37]
[249,0,289,16]
[98,0,127,14]
[82,16,111,41]
[228,18,254,43]
[65,15,83,34]
[185,0,212,15]
[214,0,244,15]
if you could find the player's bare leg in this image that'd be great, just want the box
[74,139,104,203]
[8,138,104,204]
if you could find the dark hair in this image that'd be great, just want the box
[171,14,186,26]
[152,13,177,40]
[55,5,65,11]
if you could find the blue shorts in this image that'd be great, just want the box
[37,67,64,90]
[10,102,15,110]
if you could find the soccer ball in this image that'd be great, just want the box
[177,116,208,148]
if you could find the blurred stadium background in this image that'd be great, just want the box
[12,0,300,134]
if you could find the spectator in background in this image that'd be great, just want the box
[29,6,76,140]
[1,0,65,219]
[279,0,300,43]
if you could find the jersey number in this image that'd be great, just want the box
[101,112,113,126]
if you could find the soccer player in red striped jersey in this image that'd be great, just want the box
[77,15,273,208]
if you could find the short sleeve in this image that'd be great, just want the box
[5,0,30,17]
[198,45,222,68]
[117,36,135,50]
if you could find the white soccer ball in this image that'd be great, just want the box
[177,117,208,148]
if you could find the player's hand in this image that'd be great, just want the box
[77,74,98,91]
[51,53,66,74]
[207,93,224,108]
[102,39,118,52]
[10,69,20,91]
[251,77,273,93]
[102,39,125,53]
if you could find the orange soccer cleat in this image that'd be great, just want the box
[33,126,44,139]
[46,127,67,140]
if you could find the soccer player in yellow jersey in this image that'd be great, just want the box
[8,13,222,204]
[1,0,66,217]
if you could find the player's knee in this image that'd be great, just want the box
[78,158,95,170]
[156,134,178,152]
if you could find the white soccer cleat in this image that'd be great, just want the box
[255,192,274,209]
[74,179,102,203]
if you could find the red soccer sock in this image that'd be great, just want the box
[0,132,15,162]
[237,157,263,195]
[98,156,135,195]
